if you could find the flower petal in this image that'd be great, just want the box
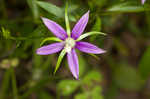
[67,49,79,79]
[36,43,64,55]
[42,17,67,40]
[76,41,106,54]
[142,0,146,4]
[71,11,89,40]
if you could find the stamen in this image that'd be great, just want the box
[64,38,75,52]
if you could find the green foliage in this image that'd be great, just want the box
[54,49,66,74]
[38,90,53,99]
[27,0,39,20]
[82,70,102,86]
[91,86,103,99]
[57,80,80,96]
[91,17,102,32]
[114,64,143,91]
[75,86,103,99]
[1,27,11,39]
[40,37,62,46]
[107,2,150,13]
[37,1,63,18]
[76,31,106,41]
[139,47,150,80]
[65,2,71,36]
[0,0,150,98]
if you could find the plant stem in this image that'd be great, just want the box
[10,68,19,99]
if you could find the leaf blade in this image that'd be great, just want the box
[76,31,106,41]
[40,37,62,46]
[36,1,63,17]
[54,49,66,74]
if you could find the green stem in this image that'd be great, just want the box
[65,1,71,37]
[0,69,11,99]
[10,68,19,99]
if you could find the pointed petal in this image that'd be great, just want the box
[142,0,146,4]
[76,41,106,54]
[67,49,79,79]
[36,42,64,55]
[71,11,89,39]
[42,17,67,40]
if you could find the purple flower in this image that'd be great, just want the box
[142,0,146,4]
[36,11,106,79]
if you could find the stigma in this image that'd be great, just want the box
[64,37,76,53]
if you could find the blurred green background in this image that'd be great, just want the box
[0,0,150,99]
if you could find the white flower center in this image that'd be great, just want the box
[64,37,75,53]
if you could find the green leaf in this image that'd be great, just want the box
[75,87,103,99]
[54,49,66,74]
[75,92,89,99]
[1,27,11,39]
[0,69,11,99]
[87,53,100,60]
[27,0,39,19]
[40,37,62,46]
[82,70,102,86]
[139,46,150,80]
[91,86,103,99]
[106,3,150,13]
[36,1,63,17]
[38,90,54,99]
[76,31,106,41]
[90,17,102,41]
[114,64,143,91]
[10,68,19,99]
[92,17,102,32]
[65,2,71,36]
[58,80,80,96]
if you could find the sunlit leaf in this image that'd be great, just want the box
[37,1,63,17]
[106,3,150,13]
[58,80,80,96]
[91,86,103,99]
[40,37,62,46]
[83,70,102,86]
[65,2,71,36]
[1,27,11,39]
[75,92,89,99]
[54,49,66,74]
[76,31,106,41]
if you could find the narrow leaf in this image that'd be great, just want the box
[90,17,102,41]
[106,3,150,13]
[10,68,19,99]
[54,49,66,74]
[91,17,102,31]
[65,2,71,36]
[76,31,106,41]
[40,37,62,46]
[36,1,63,17]
[87,53,100,60]
[27,0,39,19]
[0,69,11,99]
